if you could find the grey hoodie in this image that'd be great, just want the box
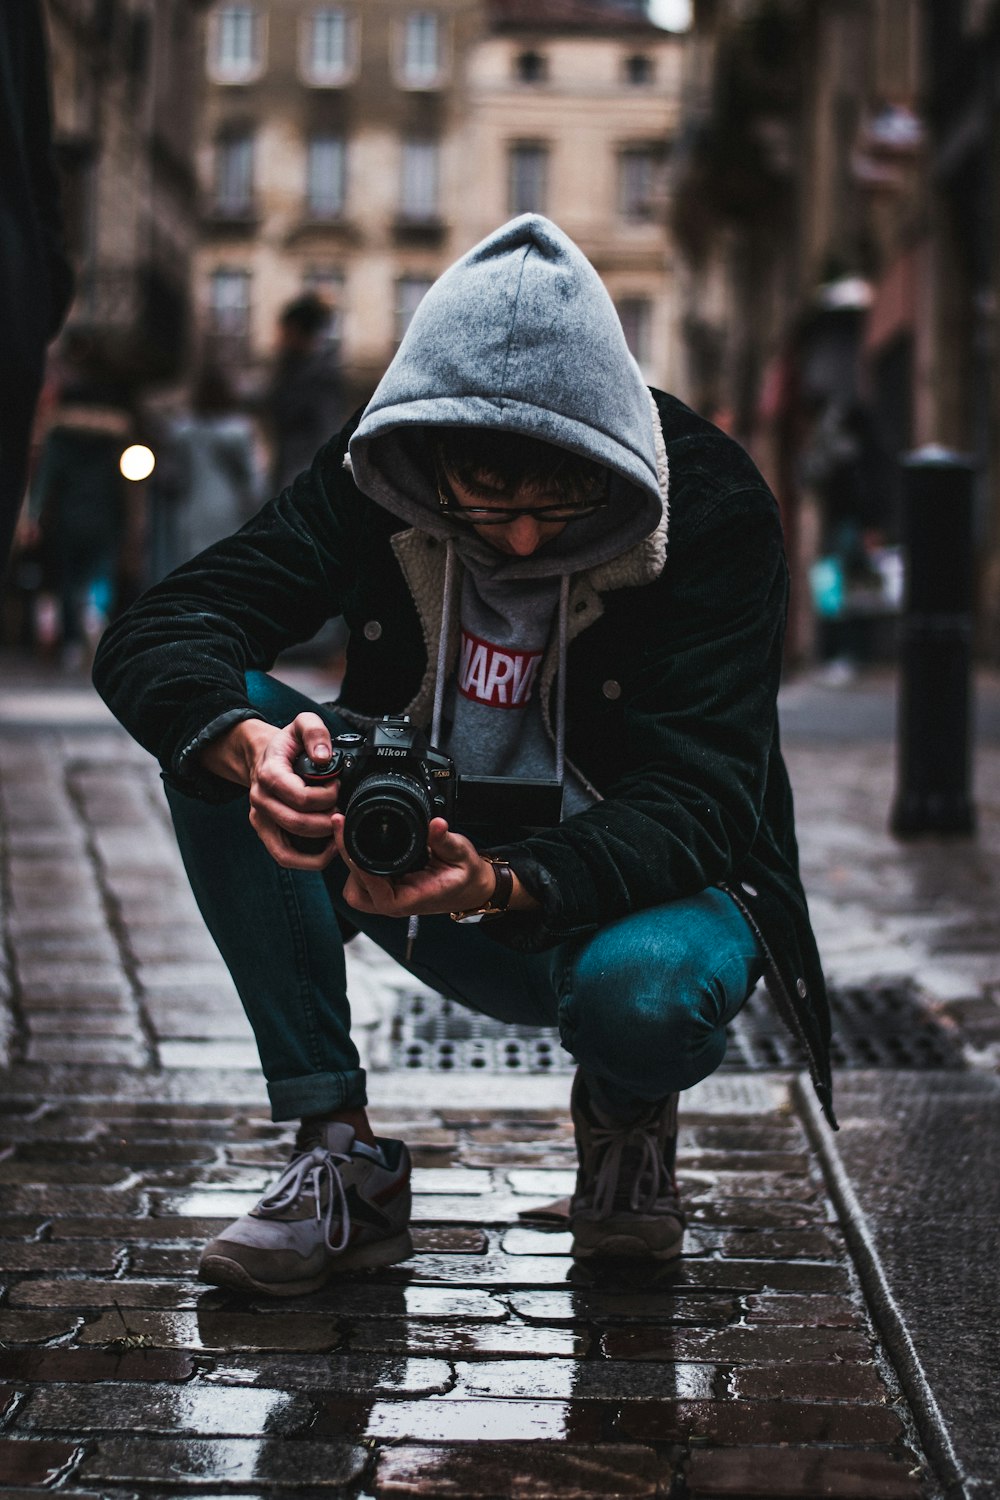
[348,215,669,806]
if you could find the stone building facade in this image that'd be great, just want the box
[459,0,685,392]
[194,0,687,408]
[195,0,483,406]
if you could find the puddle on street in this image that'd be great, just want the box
[203,1352,454,1396]
[350,1319,589,1359]
[77,1307,343,1354]
[449,1357,716,1402]
[296,1285,505,1322]
[500,1227,574,1256]
[411,1168,493,1194]
[151,1190,260,1219]
[506,1169,577,1196]
[359,1397,575,1441]
[27,1382,301,1437]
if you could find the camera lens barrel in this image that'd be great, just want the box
[343,770,433,876]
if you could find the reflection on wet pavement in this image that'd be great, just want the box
[4,670,996,1493]
[0,1095,928,1497]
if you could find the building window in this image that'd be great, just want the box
[515,49,548,83]
[617,144,664,222]
[617,297,652,370]
[302,7,354,85]
[624,53,654,85]
[302,267,345,354]
[508,142,548,216]
[210,4,264,83]
[400,139,439,221]
[208,268,251,339]
[306,135,347,218]
[399,11,443,87]
[395,275,433,343]
[214,131,255,216]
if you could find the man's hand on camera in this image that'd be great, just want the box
[333,816,537,918]
[199,713,340,868]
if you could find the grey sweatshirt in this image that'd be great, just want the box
[348,214,669,809]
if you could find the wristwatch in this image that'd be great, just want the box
[450,856,514,924]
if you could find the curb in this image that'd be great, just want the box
[794,1073,978,1500]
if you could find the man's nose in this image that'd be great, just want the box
[505,515,544,554]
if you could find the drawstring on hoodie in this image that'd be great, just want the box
[405,543,569,963]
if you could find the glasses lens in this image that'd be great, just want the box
[534,504,604,521]
[443,502,604,524]
[435,453,609,524]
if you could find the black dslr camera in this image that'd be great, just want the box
[293,714,562,876]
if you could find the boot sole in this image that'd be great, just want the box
[198,1229,414,1297]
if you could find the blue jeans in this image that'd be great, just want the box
[166,673,764,1121]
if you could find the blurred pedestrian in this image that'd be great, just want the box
[263,291,348,667]
[0,0,74,581]
[802,399,892,681]
[264,292,343,492]
[150,363,263,582]
[28,332,131,668]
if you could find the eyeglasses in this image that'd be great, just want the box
[435,461,608,526]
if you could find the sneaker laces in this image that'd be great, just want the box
[589,1119,677,1219]
[255,1144,351,1253]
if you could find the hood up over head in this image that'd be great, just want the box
[348,214,667,579]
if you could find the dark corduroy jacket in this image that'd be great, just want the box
[93,390,835,1126]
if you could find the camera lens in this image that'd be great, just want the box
[343,771,432,876]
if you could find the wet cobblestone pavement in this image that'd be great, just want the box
[0,1092,927,1498]
[1,662,999,1498]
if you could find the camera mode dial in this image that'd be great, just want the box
[293,748,344,784]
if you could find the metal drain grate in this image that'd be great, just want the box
[728,981,967,1071]
[389,992,573,1074]
[388,980,967,1074]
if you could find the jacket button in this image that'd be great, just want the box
[363,621,382,641]
[601,679,621,700]
[796,978,807,998]
[741,882,758,898]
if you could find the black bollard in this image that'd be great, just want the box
[890,446,976,837]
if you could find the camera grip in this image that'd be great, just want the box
[288,750,341,854]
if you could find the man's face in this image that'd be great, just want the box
[447,473,571,556]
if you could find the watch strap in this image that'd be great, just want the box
[450,857,514,923]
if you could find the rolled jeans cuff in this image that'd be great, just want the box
[266,1067,368,1122]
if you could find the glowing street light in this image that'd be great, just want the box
[120,444,156,482]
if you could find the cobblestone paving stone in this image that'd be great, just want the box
[2,673,998,1496]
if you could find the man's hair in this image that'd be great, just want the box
[432,426,607,503]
